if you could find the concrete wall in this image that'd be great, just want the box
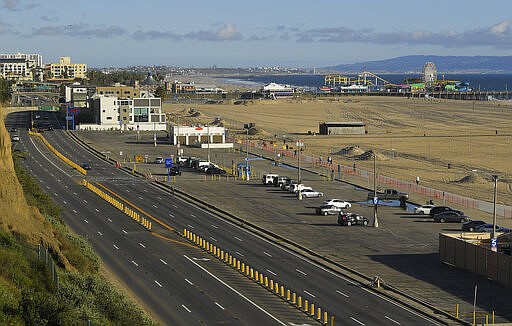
[439,234,512,287]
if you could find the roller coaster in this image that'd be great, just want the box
[324,71,395,88]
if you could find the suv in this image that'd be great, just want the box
[323,199,351,209]
[429,206,463,218]
[154,157,164,164]
[337,212,369,226]
[262,173,279,185]
[433,211,470,223]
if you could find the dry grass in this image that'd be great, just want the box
[163,96,512,205]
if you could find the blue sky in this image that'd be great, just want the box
[1,0,512,68]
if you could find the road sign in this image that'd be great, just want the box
[165,158,173,168]
[373,197,379,205]
[491,238,498,252]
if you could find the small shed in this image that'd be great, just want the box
[319,122,366,135]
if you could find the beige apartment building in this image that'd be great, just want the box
[47,56,87,81]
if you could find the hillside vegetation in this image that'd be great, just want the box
[0,112,156,325]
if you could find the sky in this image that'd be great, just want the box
[1,0,512,68]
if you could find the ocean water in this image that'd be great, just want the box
[229,74,512,91]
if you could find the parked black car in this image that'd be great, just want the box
[337,213,369,226]
[81,163,92,170]
[169,166,181,176]
[433,211,470,223]
[429,206,463,217]
[461,220,486,232]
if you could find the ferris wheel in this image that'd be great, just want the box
[422,62,437,85]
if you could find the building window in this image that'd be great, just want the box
[134,107,149,122]
[106,117,112,120]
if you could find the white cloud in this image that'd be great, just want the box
[490,21,510,34]
[216,24,239,40]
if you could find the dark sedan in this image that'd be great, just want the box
[461,220,486,232]
[433,211,470,223]
[429,206,464,217]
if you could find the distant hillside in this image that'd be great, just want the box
[324,55,512,74]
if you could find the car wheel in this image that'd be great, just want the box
[440,218,445,223]
[344,204,349,209]
[363,220,368,226]
[419,211,424,215]
[347,221,352,226]
[323,212,328,216]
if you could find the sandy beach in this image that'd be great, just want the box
[163,95,512,206]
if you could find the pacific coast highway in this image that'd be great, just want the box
[7,110,453,325]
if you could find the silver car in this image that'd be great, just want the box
[316,205,342,216]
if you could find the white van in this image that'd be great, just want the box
[262,173,279,185]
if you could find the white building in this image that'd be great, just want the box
[168,124,232,148]
[261,82,295,97]
[79,94,166,131]
[0,53,43,81]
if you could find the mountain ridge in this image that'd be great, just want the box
[324,55,512,74]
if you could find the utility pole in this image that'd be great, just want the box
[373,153,379,228]
[207,123,210,163]
[244,124,250,181]
[297,140,304,183]
[492,174,498,250]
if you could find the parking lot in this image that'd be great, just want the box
[73,129,512,323]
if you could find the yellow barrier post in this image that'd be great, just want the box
[265,277,269,288]
[241,262,245,272]
[274,282,279,294]
[317,307,321,320]
[292,292,296,304]
[304,300,309,312]
[254,270,259,281]
[250,268,254,279]
[455,304,459,318]
[280,285,284,297]
[286,289,290,301]
[259,274,264,284]
[323,312,328,325]
[310,303,315,316]
[245,265,250,276]
[297,296,302,309]
[237,260,241,271]
[330,316,335,326]
[269,279,274,290]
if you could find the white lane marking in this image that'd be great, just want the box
[266,269,277,276]
[263,251,272,257]
[181,304,191,313]
[350,317,365,325]
[95,208,99,212]
[64,185,68,188]
[63,200,67,205]
[152,204,158,208]
[154,280,162,287]
[83,199,88,204]
[72,209,77,214]
[215,302,225,310]
[131,260,139,267]
[54,193,58,197]
[157,196,162,200]
[122,229,128,234]
[296,269,307,276]
[185,278,194,285]
[190,214,196,217]
[73,192,77,196]
[234,236,243,242]
[107,218,112,222]
[160,259,167,265]
[336,290,349,297]
[235,251,244,257]
[143,189,148,192]
[187,224,194,229]
[97,231,103,236]
[172,204,177,208]
[126,189,130,193]
[168,213,174,218]
[139,243,146,248]
[385,316,401,325]
[210,237,218,242]
[303,290,315,298]
[57,179,61,183]
[84,219,89,224]
[113,244,119,250]
[138,196,143,200]
[184,255,286,325]
[29,138,72,178]
[211,224,218,229]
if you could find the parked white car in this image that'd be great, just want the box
[414,204,435,215]
[300,189,324,198]
[323,199,351,209]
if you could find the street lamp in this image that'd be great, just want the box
[244,123,251,181]
[207,123,211,163]
[492,174,499,247]
[373,153,379,228]
[296,140,304,183]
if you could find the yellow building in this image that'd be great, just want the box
[95,84,140,98]
[47,56,87,81]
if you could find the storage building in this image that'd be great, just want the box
[319,122,366,135]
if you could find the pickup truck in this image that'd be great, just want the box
[368,188,409,201]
